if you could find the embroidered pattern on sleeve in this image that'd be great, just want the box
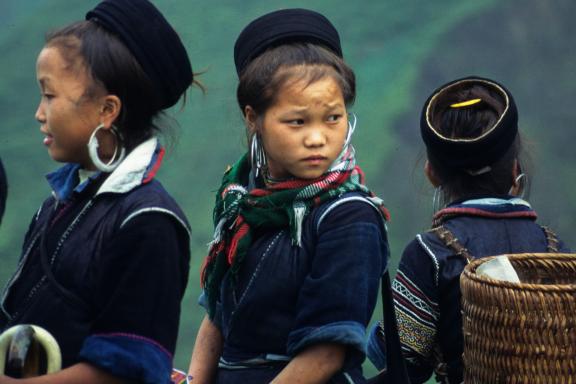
[393,270,439,362]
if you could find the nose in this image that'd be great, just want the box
[303,127,326,148]
[35,102,46,124]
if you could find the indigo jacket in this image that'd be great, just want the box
[203,193,389,384]
[0,138,190,384]
[368,197,569,384]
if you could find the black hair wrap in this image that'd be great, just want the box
[420,76,519,170]
[234,8,342,76]
[86,0,192,110]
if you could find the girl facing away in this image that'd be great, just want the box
[0,0,196,382]
[367,76,570,383]
[188,8,390,384]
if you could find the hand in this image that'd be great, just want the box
[0,375,17,384]
[0,363,127,383]
[270,343,346,384]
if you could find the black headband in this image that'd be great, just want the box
[86,0,192,110]
[420,76,519,170]
[234,8,342,76]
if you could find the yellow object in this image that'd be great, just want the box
[450,98,482,108]
[0,325,62,375]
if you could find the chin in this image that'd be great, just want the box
[48,151,79,165]
[47,151,65,163]
[295,170,327,180]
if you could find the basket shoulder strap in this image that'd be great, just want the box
[368,272,410,384]
[431,225,473,263]
[540,225,560,253]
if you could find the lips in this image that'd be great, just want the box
[42,132,53,146]
[302,155,327,165]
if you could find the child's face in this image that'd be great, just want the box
[35,46,103,169]
[260,76,348,180]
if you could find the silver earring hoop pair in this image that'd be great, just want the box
[250,132,266,178]
[344,113,357,148]
[87,124,126,172]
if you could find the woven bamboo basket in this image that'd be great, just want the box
[460,253,576,384]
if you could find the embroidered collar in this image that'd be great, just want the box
[432,196,537,227]
[46,137,164,202]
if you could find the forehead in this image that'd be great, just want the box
[36,46,90,87]
[274,75,344,107]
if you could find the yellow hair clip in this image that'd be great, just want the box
[450,98,482,108]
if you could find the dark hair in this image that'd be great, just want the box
[427,84,529,202]
[46,20,161,151]
[236,43,355,118]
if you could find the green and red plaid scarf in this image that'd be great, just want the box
[200,146,389,318]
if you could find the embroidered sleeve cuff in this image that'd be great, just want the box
[79,334,172,383]
[287,321,366,356]
[366,322,387,370]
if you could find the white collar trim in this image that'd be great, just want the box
[97,137,158,195]
[461,197,531,207]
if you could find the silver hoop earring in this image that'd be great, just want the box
[432,186,444,213]
[344,113,357,148]
[250,133,266,178]
[509,173,527,199]
[87,124,126,172]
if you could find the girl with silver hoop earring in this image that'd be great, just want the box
[367,76,570,384]
[0,1,199,383]
[189,8,397,384]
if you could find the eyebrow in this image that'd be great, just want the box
[280,102,345,115]
[324,102,344,110]
[281,107,308,115]
[38,78,51,88]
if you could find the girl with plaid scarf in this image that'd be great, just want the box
[188,9,390,384]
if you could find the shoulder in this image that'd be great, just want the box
[411,229,450,261]
[116,210,189,243]
[100,209,190,271]
[313,193,386,234]
[412,221,482,274]
[106,179,190,235]
[399,232,447,288]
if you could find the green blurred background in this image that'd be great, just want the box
[1,0,575,381]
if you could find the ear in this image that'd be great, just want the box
[244,105,259,135]
[99,95,122,129]
[425,160,442,187]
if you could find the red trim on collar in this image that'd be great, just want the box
[142,147,165,184]
[433,207,537,222]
